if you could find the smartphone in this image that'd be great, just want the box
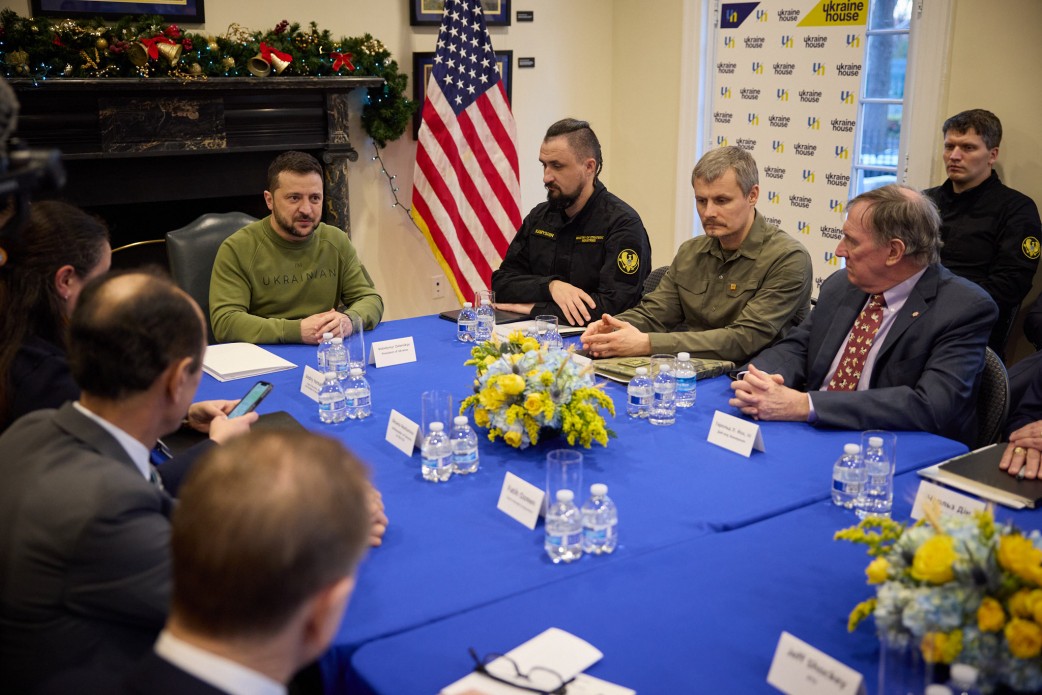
[227,381,273,418]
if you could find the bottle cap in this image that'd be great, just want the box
[331,337,344,344]
[350,368,363,376]
[659,364,672,373]
[590,483,608,497]
[462,301,472,308]
[868,436,884,448]
[635,367,648,375]
[556,489,574,503]
[324,371,337,380]
[949,664,978,686]
[429,421,444,432]
[454,415,468,426]
[322,332,333,339]
[924,686,953,695]
[677,352,690,361]
[844,443,861,455]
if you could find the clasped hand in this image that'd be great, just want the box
[580,314,650,357]
[728,364,810,422]
[999,420,1042,479]
[300,309,348,345]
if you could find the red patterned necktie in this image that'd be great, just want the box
[827,293,887,391]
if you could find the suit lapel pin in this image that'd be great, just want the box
[911,311,920,318]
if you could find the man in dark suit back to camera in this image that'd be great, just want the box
[730,184,997,446]
[116,430,372,694]
[0,272,256,692]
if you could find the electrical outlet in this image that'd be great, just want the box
[431,275,446,299]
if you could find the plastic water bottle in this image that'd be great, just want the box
[649,364,677,426]
[674,352,697,408]
[475,302,495,342]
[544,489,582,564]
[421,422,453,482]
[627,367,653,418]
[449,415,480,474]
[328,337,349,381]
[581,483,618,555]
[831,443,864,509]
[925,687,953,695]
[343,368,371,420]
[316,332,334,370]
[947,664,982,695]
[318,371,347,424]
[457,302,477,342]
[856,436,892,518]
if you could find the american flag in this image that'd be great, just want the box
[411,0,521,304]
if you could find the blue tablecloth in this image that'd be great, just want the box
[351,472,1042,694]
[194,316,968,692]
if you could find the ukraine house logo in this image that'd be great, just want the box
[846,33,861,47]
[777,88,789,101]
[824,251,840,266]
[727,8,738,23]
[802,169,815,183]
[752,61,763,74]
[807,116,820,130]
[748,113,759,126]
[717,135,729,146]
[797,221,810,234]
[768,191,780,204]
[724,36,736,48]
[781,34,794,48]
[830,199,845,213]
[772,140,784,153]
[840,90,855,104]
[756,9,768,21]
[812,62,826,76]
[834,146,850,159]
[720,86,732,99]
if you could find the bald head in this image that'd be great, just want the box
[70,272,206,399]
[847,184,942,267]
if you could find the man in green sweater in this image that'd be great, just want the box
[210,151,384,344]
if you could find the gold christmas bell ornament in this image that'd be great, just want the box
[247,54,271,77]
[126,42,149,66]
[269,53,290,74]
[157,41,182,66]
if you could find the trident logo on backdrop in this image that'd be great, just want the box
[772,140,784,153]
[834,146,850,160]
[846,33,861,47]
[777,88,789,101]
[781,34,794,48]
[797,221,810,235]
[812,62,826,76]
[717,135,729,146]
[752,61,763,74]
[720,86,732,99]
[840,90,855,104]
[807,117,820,130]
[830,199,845,213]
[824,252,839,266]
[768,191,780,204]
[802,169,815,183]
[724,36,735,48]
[748,113,759,126]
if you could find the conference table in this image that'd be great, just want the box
[194,315,976,694]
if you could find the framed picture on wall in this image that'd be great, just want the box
[30,0,205,21]
[412,50,512,139]
[410,0,511,27]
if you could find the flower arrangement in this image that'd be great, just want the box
[837,506,1042,692]
[459,332,615,449]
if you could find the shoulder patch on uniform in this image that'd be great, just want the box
[533,228,556,239]
[617,249,640,275]
[1023,236,1041,260]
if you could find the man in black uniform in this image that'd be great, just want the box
[492,118,651,326]
[924,109,1042,357]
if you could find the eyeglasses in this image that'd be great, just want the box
[468,648,572,695]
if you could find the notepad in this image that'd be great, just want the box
[917,443,1042,509]
[591,355,735,384]
[202,343,297,382]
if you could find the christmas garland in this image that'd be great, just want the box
[0,11,415,146]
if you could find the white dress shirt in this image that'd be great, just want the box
[155,630,286,695]
[73,401,151,481]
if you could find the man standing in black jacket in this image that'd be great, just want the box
[924,109,1041,357]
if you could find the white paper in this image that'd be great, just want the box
[202,343,296,382]
[767,631,864,695]
[442,628,603,695]
[385,409,422,456]
[299,365,324,403]
[707,410,765,457]
[496,472,544,529]
[911,479,989,520]
[493,320,586,339]
[368,337,417,368]
[444,672,633,695]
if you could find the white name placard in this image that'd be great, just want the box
[385,409,422,456]
[911,479,988,521]
[497,472,545,529]
[369,337,417,368]
[767,631,864,695]
[707,410,765,457]
[299,365,324,402]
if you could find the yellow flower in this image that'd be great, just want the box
[483,355,497,366]
[1006,618,1042,659]
[847,597,877,632]
[524,393,543,416]
[1010,589,1036,619]
[499,373,526,396]
[978,596,1006,632]
[998,534,1042,585]
[520,337,540,353]
[920,630,962,664]
[503,430,522,447]
[910,535,958,584]
[473,407,490,428]
[865,557,889,585]
[539,370,554,387]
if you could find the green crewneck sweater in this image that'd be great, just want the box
[210,218,384,343]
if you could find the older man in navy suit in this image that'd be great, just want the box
[730,184,997,446]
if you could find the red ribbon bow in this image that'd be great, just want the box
[140,36,176,60]
[331,51,355,72]
[259,42,293,65]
